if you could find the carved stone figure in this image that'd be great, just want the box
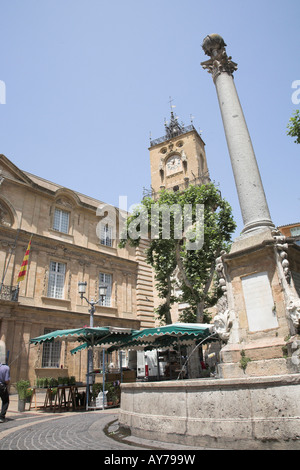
[287,296,300,330]
[213,309,235,342]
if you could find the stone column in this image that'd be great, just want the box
[201,34,274,235]
[200,35,300,379]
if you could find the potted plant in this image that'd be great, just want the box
[92,383,102,399]
[48,377,58,388]
[69,376,76,386]
[106,382,119,406]
[16,380,31,412]
[35,377,41,388]
[38,377,48,388]
[58,377,64,387]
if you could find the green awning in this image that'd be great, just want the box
[30,326,135,348]
[30,323,217,354]
[105,323,217,352]
[131,323,214,340]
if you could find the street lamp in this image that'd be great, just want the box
[78,281,108,409]
[78,281,108,327]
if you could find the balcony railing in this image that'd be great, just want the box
[150,124,196,147]
[0,285,19,302]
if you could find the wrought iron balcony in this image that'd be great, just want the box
[0,284,19,302]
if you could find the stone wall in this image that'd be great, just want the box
[119,375,300,449]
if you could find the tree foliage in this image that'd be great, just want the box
[119,183,236,325]
[287,109,300,144]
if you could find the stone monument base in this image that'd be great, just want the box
[119,375,300,449]
[218,338,300,378]
[215,226,300,379]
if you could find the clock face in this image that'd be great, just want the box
[166,155,182,175]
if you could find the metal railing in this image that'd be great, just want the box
[150,124,196,147]
[0,284,19,302]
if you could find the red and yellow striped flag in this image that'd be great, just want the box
[17,237,32,283]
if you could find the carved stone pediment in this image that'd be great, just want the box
[55,197,74,209]
[0,201,13,227]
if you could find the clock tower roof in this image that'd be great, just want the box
[164,111,185,140]
[149,111,203,148]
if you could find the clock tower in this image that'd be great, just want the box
[149,111,210,197]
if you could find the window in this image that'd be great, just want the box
[99,223,112,247]
[47,261,66,299]
[99,272,112,307]
[291,227,300,237]
[42,328,61,367]
[53,208,69,234]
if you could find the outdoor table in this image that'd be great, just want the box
[54,385,84,412]
[29,388,37,410]
[40,385,90,412]
[29,387,48,410]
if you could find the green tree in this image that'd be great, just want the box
[119,183,236,324]
[287,109,300,144]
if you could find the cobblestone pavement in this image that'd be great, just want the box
[0,409,143,450]
[0,394,149,451]
[0,395,208,453]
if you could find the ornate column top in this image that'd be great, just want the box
[201,34,238,82]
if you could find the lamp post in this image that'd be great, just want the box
[78,281,108,327]
[78,281,108,409]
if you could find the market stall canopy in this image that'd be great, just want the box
[29,326,136,348]
[82,322,217,353]
[30,323,217,355]
[110,322,217,350]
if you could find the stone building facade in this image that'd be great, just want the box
[0,154,155,384]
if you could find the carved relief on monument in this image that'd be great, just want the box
[214,251,235,342]
[214,309,235,342]
[287,296,300,331]
[273,229,291,283]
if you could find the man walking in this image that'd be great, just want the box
[0,360,10,423]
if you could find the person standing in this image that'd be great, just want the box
[0,361,10,423]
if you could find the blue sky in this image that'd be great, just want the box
[0,0,299,237]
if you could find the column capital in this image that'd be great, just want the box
[201,34,237,82]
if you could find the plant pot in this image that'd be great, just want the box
[18,398,26,412]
